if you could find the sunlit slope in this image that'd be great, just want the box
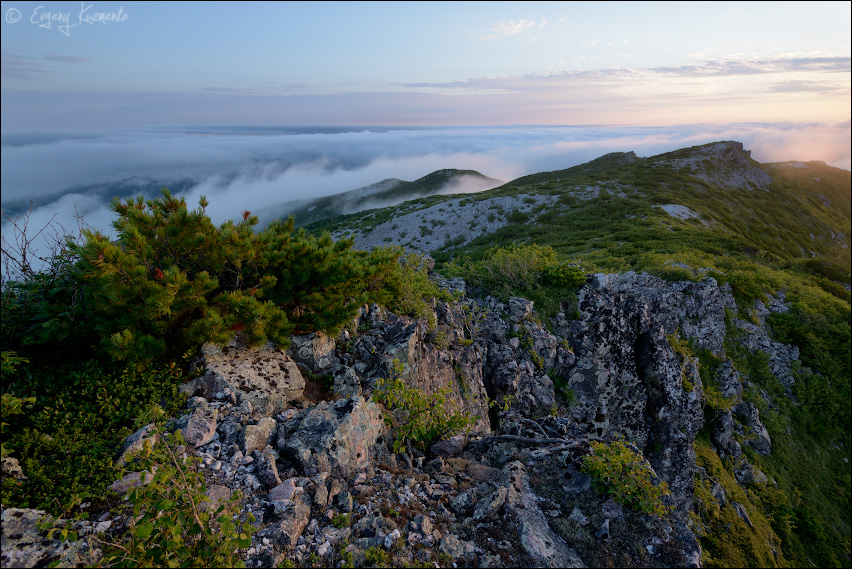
[264,169,502,227]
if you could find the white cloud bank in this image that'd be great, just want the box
[2,122,849,276]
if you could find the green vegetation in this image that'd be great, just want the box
[331,513,351,529]
[374,360,478,453]
[1,358,186,512]
[692,439,783,568]
[446,243,587,325]
[98,430,255,568]
[582,439,673,517]
[2,143,849,567]
[0,190,444,564]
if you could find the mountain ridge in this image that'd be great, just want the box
[259,168,504,228]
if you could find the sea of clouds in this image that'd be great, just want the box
[1,121,849,276]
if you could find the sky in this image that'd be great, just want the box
[1,1,850,274]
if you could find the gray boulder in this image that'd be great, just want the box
[287,331,338,373]
[277,396,385,477]
[182,334,305,417]
[242,417,278,455]
[114,423,159,466]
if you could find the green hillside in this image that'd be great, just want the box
[265,168,502,227]
[311,140,851,568]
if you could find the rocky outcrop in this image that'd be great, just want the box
[182,335,306,417]
[4,267,810,568]
[1,508,102,568]
[276,396,385,478]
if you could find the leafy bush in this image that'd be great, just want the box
[41,430,256,568]
[383,251,449,328]
[582,439,673,517]
[1,358,186,513]
[446,244,586,324]
[374,360,478,453]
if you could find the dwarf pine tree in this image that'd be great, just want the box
[71,189,403,367]
[256,218,402,334]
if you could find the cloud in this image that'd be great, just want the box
[1,50,49,80]
[2,50,91,80]
[44,54,91,64]
[768,80,851,94]
[649,56,851,77]
[470,18,539,39]
[403,56,852,91]
[3,122,848,274]
[493,19,536,36]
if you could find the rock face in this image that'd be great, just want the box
[277,397,384,477]
[0,508,101,568]
[3,267,808,569]
[183,334,306,417]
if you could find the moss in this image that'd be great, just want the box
[693,440,783,568]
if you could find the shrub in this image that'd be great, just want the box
[331,513,350,528]
[374,360,478,453]
[582,439,673,517]
[69,190,404,367]
[445,243,586,325]
[99,430,255,567]
[1,358,186,513]
[383,251,448,328]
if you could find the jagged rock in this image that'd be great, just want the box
[735,402,772,454]
[1,457,25,480]
[432,276,466,296]
[451,489,478,514]
[711,410,743,460]
[108,469,156,495]
[0,508,101,568]
[332,366,362,397]
[499,461,586,568]
[716,360,743,399]
[668,141,773,191]
[353,512,396,538]
[735,317,799,388]
[312,475,329,507]
[473,486,508,520]
[256,447,283,490]
[217,417,243,446]
[269,478,301,502]
[508,297,534,322]
[114,423,160,466]
[183,334,305,417]
[438,533,476,559]
[430,434,468,457]
[368,312,492,435]
[201,484,233,512]
[569,506,590,525]
[256,493,312,550]
[242,417,278,455]
[277,396,384,477]
[734,502,754,527]
[384,528,402,549]
[181,406,219,448]
[637,325,704,512]
[287,332,338,373]
[595,518,610,540]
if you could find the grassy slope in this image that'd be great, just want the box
[313,141,851,567]
[271,169,501,227]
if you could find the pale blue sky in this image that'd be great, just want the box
[1,1,850,127]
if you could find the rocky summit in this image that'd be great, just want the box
[3,268,801,568]
[1,140,849,568]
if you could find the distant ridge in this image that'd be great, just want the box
[260,169,503,227]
